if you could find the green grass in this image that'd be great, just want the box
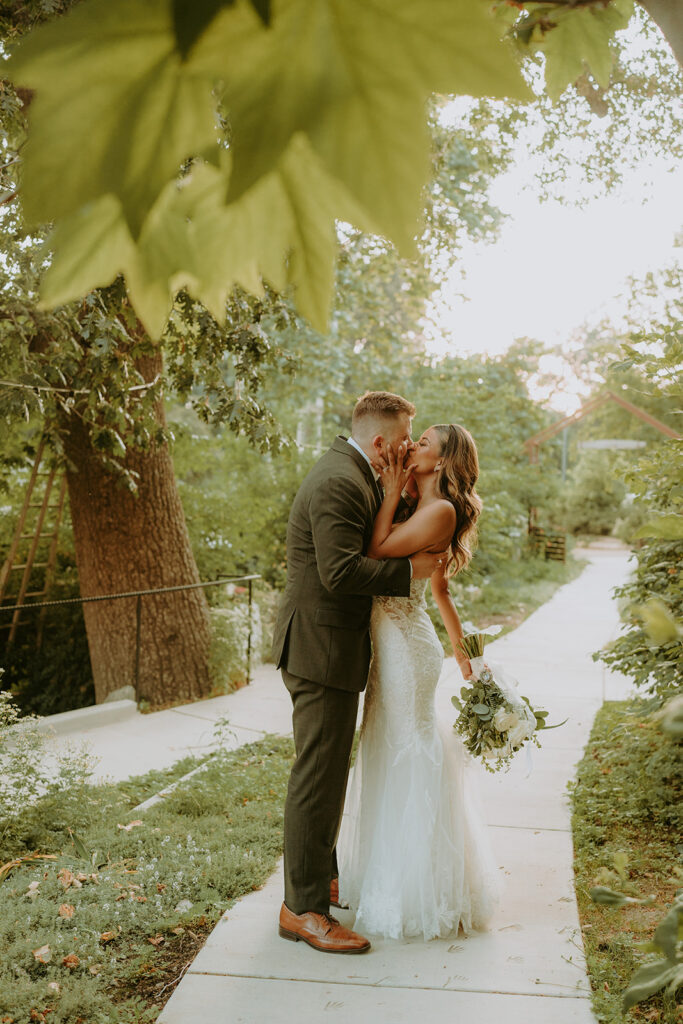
[570,700,682,1024]
[0,736,294,1024]
[114,752,216,806]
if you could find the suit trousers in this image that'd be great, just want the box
[282,669,360,915]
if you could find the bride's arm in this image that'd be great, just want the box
[431,566,473,679]
[368,500,454,559]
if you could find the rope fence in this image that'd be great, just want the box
[0,574,262,698]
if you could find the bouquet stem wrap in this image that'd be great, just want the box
[469,656,486,677]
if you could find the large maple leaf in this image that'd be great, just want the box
[8,0,530,334]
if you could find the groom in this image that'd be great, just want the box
[272,391,446,953]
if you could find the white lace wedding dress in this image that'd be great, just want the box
[337,577,501,941]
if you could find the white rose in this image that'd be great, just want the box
[508,719,534,748]
[493,707,519,733]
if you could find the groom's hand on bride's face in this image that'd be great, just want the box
[372,442,414,492]
[372,441,411,473]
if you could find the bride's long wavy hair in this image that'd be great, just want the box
[432,424,482,576]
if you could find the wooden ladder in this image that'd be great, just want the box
[0,439,69,647]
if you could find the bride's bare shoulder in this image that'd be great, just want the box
[401,498,454,529]
[425,498,456,522]
[411,498,455,539]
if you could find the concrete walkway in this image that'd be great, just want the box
[41,544,634,1023]
[40,662,295,785]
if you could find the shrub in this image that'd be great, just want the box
[559,449,628,535]
[612,491,649,544]
[0,678,94,848]
[208,588,263,692]
[596,435,682,704]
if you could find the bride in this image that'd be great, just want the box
[337,423,500,941]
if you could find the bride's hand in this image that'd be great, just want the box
[458,657,473,680]
[377,442,414,499]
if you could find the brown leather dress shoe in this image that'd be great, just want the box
[329,877,349,909]
[279,903,371,954]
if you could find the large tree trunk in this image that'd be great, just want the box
[62,351,211,707]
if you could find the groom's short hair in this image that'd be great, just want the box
[352,391,416,431]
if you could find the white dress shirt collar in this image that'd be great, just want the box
[347,436,380,482]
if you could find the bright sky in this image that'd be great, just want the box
[425,53,683,414]
[426,160,682,359]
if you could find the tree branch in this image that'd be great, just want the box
[637,0,683,68]
[0,375,161,395]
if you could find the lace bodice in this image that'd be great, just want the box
[362,575,443,748]
[374,575,428,619]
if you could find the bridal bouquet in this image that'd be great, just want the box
[452,626,564,773]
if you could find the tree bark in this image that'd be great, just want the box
[637,0,683,68]
[62,350,212,707]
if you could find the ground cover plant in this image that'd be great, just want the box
[0,735,293,1024]
[571,700,682,1023]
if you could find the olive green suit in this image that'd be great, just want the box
[272,436,411,915]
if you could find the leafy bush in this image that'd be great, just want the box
[594,316,682,702]
[170,414,308,589]
[559,449,628,535]
[622,896,683,1012]
[208,591,262,692]
[589,889,683,1014]
[612,491,649,545]
[0,450,93,716]
[206,577,282,690]
[0,680,94,842]
[597,440,683,704]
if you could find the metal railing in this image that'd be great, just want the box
[0,574,262,698]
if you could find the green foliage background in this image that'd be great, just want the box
[593,303,683,704]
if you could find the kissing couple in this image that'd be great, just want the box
[272,390,499,954]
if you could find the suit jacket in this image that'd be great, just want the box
[271,436,411,691]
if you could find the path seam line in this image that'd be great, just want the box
[184,970,591,1000]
